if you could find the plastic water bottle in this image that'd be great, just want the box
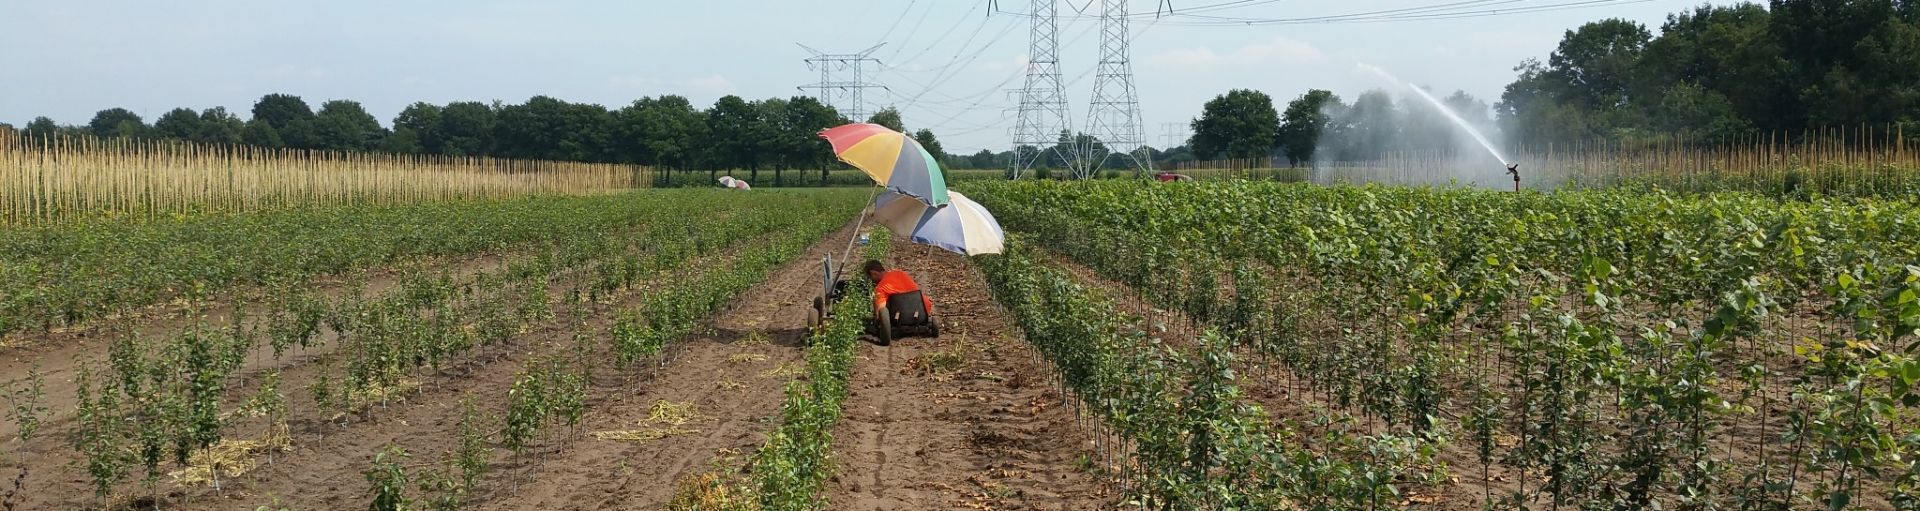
[857,233,871,246]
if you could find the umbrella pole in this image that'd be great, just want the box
[834,186,883,281]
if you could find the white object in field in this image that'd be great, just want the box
[718,176,737,188]
[735,181,751,190]
[870,191,1005,255]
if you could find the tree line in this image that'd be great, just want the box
[1181,0,1920,166]
[1499,0,1920,145]
[6,95,1003,185]
[1183,87,1496,166]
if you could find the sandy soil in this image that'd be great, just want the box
[824,243,1122,511]
[464,221,861,511]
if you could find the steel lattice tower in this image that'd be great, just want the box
[1009,0,1071,179]
[798,43,886,121]
[1083,0,1153,177]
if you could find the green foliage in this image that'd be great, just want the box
[1277,89,1337,166]
[866,107,905,132]
[492,95,612,162]
[436,101,496,157]
[604,194,858,370]
[2,366,46,442]
[966,178,1920,507]
[21,88,915,176]
[313,99,385,152]
[196,107,246,146]
[455,398,491,495]
[614,96,704,170]
[152,108,204,140]
[1320,89,1406,161]
[250,94,317,146]
[705,95,761,172]
[911,129,945,171]
[393,102,443,154]
[267,290,328,358]
[0,192,756,340]
[975,238,1422,508]
[42,189,866,503]
[254,495,291,511]
[87,108,145,139]
[1500,3,1920,143]
[415,399,491,509]
[241,119,283,148]
[71,365,131,498]
[365,445,411,511]
[748,228,886,511]
[20,117,61,140]
[1189,89,1279,160]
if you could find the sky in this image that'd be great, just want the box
[0,0,1742,155]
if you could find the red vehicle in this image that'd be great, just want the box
[1154,171,1193,182]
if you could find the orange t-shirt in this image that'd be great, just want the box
[874,270,933,313]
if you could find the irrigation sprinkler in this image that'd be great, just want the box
[1505,163,1521,192]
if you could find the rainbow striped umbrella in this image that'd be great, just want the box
[819,123,950,206]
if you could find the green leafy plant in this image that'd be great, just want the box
[365,445,411,511]
[2,365,46,442]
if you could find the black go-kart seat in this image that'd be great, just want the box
[878,290,938,344]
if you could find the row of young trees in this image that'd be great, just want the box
[7,96,1004,181]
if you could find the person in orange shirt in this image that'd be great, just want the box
[864,259,932,325]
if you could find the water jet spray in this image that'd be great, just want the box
[1355,63,1515,188]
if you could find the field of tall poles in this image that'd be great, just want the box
[967,179,1920,509]
[1333,129,1920,197]
[0,131,652,226]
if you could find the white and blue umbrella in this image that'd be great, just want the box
[871,191,1005,256]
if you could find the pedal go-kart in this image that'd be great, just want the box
[808,262,939,346]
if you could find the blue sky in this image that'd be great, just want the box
[0,0,1738,154]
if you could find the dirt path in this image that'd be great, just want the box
[824,243,1119,511]
[466,220,862,511]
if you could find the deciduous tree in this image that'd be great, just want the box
[1190,89,1279,160]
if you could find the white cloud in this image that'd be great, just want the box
[260,64,330,81]
[682,75,736,96]
[609,74,734,94]
[979,54,1030,74]
[1141,37,1325,73]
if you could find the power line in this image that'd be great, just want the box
[1083,0,1154,176]
[1009,0,1071,179]
[873,0,919,47]
[1154,0,1656,24]
[913,68,1027,130]
[1162,122,1186,149]
[1167,0,1530,23]
[797,43,887,121]
[898,15,1026,110]
[881,12,987,72]
[885,19,1097,107]
[878,16,1013,97]
[884,1,941,60]
[989,0,1650,24]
